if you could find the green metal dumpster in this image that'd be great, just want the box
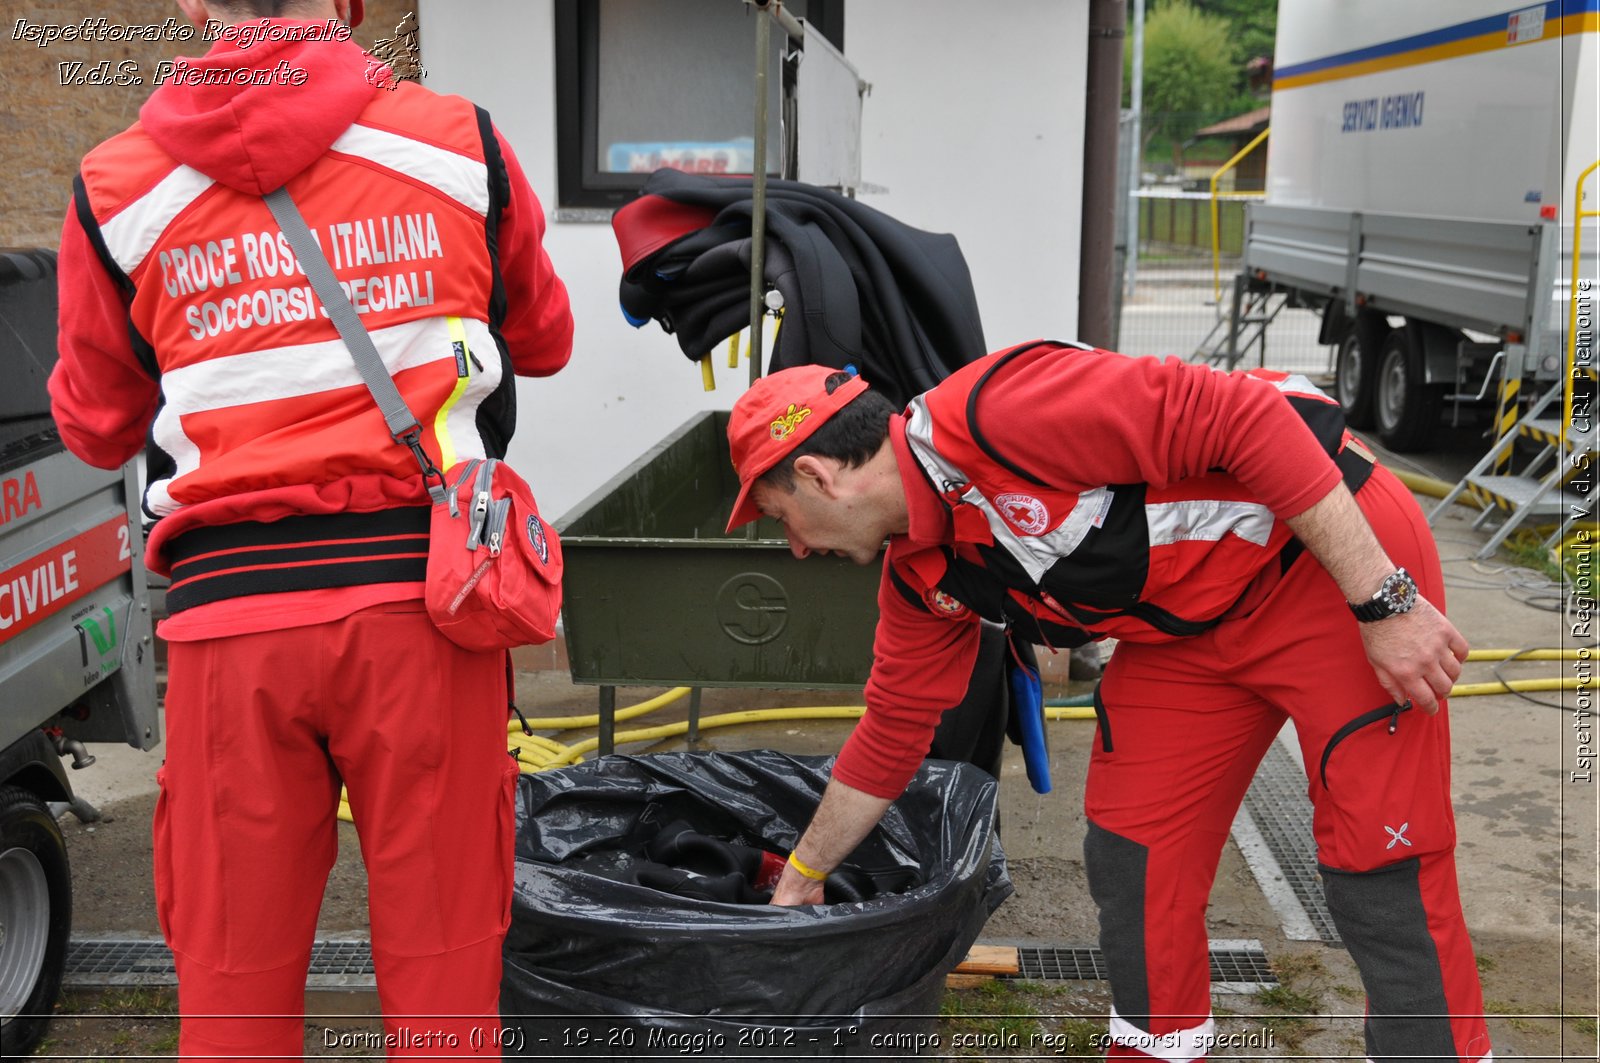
[555,411,880,689]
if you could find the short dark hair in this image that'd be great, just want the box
[759,372,896,492]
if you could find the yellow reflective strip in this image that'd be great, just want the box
[1276,31,1514,90]
[435,316,472,470]
[1274,12,1596,92]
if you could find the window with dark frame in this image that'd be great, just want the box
[554,0,845,210]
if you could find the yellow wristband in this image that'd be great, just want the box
[787,852,829,882]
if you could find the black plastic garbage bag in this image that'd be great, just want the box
[501,750,1011,1059]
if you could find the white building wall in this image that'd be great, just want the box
[418,0,1088,521]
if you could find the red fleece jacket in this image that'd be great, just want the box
[830,349,1347,798]
[50,26,573,639]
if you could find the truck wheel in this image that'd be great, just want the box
[0,787,72,1056]
[1374,326,1442,452]
[1334,314,1386,429]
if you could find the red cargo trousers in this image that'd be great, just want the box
[156,600,517,1061]
[1084,467,1492,1062]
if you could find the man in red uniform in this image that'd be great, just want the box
[49,1,573,1057]
[727,344,1491,1063]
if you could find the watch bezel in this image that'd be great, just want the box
[1380,568,1418,613]
[1351,568,1418,622]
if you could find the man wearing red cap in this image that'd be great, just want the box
[727,345,1490,1063]
[50,0,572,1056]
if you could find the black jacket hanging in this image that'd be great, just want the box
[611,168,988,407]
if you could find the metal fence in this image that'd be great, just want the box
[1117,190,1331,376]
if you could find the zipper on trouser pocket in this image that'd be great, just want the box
[1092,682,1113,753]
[1319,700,1412,789]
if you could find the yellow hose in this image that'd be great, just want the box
[1466,649,1587,661]
[545,706,870,768]
[1452,677,1591,697]
[334,647,1592,820]
[509,686,692,732]
[1390,468,1481,508]
[337,688,690,822]
[1046,707,1098,720]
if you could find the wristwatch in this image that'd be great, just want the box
[1349,568,1419,622]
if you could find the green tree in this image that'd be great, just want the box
[1186,0,1276,69]
[1126,0,1243,156]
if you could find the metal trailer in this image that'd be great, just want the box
[0,250,159,1054]
[1228,0,1598,454]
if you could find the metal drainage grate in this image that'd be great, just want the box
[1241,739,1341,944]
[67,938,374,987]
[67,939,178,980]
[1015,942,1276,985]
[70,938,1278,989]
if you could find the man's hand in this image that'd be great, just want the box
[770,865,827,906]
[1283,480,1469,714]
[1358,596,1468,714]
[767,779,893,907]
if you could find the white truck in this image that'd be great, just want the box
[0,249,159,1054]
[1233,0,1598,452]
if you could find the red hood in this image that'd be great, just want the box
[138,25,382,195]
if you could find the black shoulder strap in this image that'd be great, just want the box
[474,106,510,330]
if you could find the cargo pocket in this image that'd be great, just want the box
[497,757,520,933]
[151,764,177,944]
[1318,701,1412,790]
[1092,681,1113,753]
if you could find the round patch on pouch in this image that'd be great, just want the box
[995,492,1050,535]
[526,514,549,564]
[925,588,969,619]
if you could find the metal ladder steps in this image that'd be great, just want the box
[1519,418,1594,448]
[1464,475,1587,516]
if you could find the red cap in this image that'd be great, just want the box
[349,0,364,27]
[725,366,869,532]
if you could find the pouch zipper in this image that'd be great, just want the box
[1318,701,1412,789]
[447,459,481,520]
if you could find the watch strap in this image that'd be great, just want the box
[1350,595,1393,622]
[1349,568,1416,622]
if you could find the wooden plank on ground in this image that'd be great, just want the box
[943,973,994,990]
[953,945,1019,976]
